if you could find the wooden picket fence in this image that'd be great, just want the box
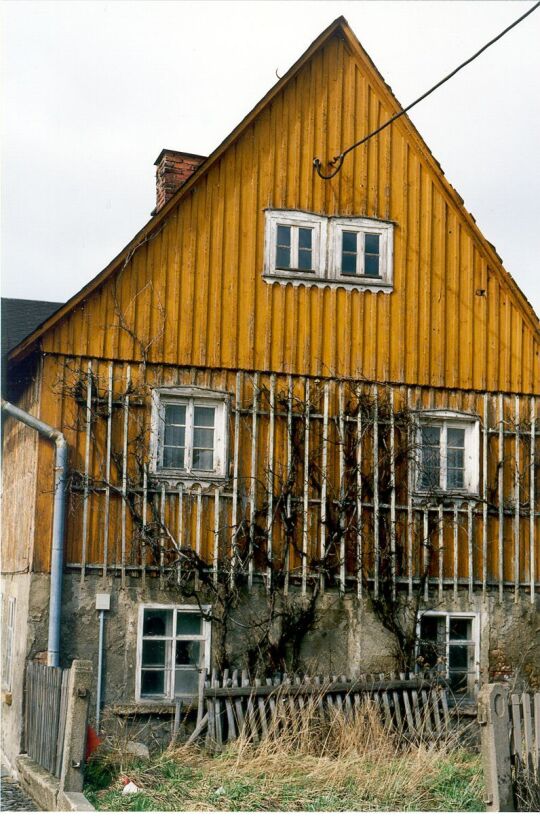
[184,669,451,748]
[25,662,70,777]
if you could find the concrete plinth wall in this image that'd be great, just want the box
[2,568,539,765]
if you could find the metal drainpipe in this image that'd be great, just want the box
[1,398,67,668]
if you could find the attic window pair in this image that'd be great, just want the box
[264,210,394,291]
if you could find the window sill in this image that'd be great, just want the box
[113,700,199,716]
[263,273,393,293]
[150,471,228,490]
[413,490,480,503]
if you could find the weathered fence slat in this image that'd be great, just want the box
[191,668,450,748]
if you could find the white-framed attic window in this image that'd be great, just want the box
[136,604,211,702]
[330,217,393,285]
[263,210,394,292]
[414,411,480,497]
[264,210,327,279]
[150,387,229,482]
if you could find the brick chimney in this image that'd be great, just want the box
[153,149,206,213]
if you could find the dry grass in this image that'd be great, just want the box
[86,698,484,812]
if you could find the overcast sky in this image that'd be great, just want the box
[2,0,539,317]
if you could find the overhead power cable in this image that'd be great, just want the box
[313,2,540,179]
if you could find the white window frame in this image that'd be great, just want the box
[416,611,480,699]
[135,603,211,703]
[329,217,393,286]
[150,387,229,482]
[264,210,327,279]
[414,410,480,497]
[2,597,16,691]
[263,210,394,292]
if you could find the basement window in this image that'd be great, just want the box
[415,412,480,496]
[263,210,393,291]
[136,604,211,702]
[417,612,479,699]
[151,387,229,481]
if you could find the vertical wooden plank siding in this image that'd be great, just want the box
[102,363,113,576]
[338,382,345,593]
[373,386,380,599]
[37,31,539,396]
[498,393,504,604]
[266,374,275,589]
[80,361,93,581]
[231,372,241,580]
[356,400,363,599]
[530,397,536,603]
[121,365,130,587]
[514,395,520,601]
[28,362,538,600]
[302,378,310,595]
[248,372,259,588]
[482,393,488,599]
[320,382,329,591]
[389,388,396,600]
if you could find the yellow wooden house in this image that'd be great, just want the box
[2,17,538,762]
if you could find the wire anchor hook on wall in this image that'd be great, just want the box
[313,154,345,180]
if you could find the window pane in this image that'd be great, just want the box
[342,231,357,253]
[450,618,472,641]
[447,468,465,489]
[419,616,445,670]
[141,669,165,696]
[447,449,464,469]
[422,427,440,446]
[276,225,291,268]
[298,227,312,250]
[143,610,173,637]
[163,446,184,468]
[364,233,380,254]
[297,249,312,270]
[276,246,290,268]
[165,405,186,426]
[341,254,357,275]
[142,639,167,666]
[449,644,468,670]
[449,671,468,694]
[447,428,465,447]
[193,428,214,449]
[176,613,203,636]
[364,255,380,277]
[176,640,202,666]
[193,449,213,470]
[164,425,185,447]
[277,225,290,246]
[174,668,200,696]
[194,406,215,427]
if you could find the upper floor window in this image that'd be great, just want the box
[263,210,393,291]
[151,387,229,481]
[415,412,480,496]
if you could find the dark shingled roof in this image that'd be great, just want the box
[2,298,63,359]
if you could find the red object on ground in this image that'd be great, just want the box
[86,725,102,760]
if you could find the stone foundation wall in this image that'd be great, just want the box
[2,569,538,764]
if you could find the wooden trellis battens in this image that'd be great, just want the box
[68,365,538,600]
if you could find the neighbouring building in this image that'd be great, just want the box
[1,17,538,767]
